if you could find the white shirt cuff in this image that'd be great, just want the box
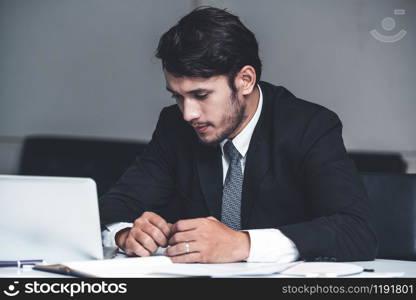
[102,222,133,249]
[244,228,299,263]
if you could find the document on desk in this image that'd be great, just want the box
[34,256,299,278]
[34,246,370,278]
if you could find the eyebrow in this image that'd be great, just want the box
[166,86,213,95]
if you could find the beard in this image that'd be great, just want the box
[197,91,247,146]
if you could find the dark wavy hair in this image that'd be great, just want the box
[155,6,262,92]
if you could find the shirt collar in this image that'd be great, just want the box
[220,84,263,158]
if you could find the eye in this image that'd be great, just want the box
[195,94,208,100]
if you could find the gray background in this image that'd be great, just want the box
[0,0,415,174]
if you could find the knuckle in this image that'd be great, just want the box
[130,227,142,239]
[176,220,185,231]
[149,227,160,238]
[154,232,165,245]
[140,235,151,246]
[151,214,162,224]
[129,226,138,235]
[141,222,152,232]
[143,211,155,218]
[125,236,134,247]
[170,234,178,244]
[155,220,166,231]
[133,218,143,226]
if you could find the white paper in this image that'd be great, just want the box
[63,256,299,278]
[62,256,370,278]
[150,262,300,277]
[65,256,172,277]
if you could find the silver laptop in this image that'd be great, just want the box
[0,175,104,263]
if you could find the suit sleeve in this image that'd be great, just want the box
[98,107,178,228]
[278,109,378,261]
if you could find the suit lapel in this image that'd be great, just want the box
[195,142,223,219]
[241,83,273,228]
[241,126,271,228]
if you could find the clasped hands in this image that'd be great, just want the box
[115,211,250,263]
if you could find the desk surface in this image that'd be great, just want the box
[0,259,415,278]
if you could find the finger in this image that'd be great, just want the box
[170,252,201,263]
[130,229,159,253]
[165,241,198,257]
[141,222,169,247]
[115,227,131,249]
[207,216,219,222]
[144,212,171,238]
[124,236,151,257]
[171,218,204,234]
[168,231,194,246]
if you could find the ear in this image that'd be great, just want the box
[234,65,257,96]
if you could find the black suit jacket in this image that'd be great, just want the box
[99,81,378,261]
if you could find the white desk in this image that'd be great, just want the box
[0,259,415,278]
[269,259,416,278]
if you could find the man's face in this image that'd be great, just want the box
[165,72,247,146]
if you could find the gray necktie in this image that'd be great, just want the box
[221,140,243,230]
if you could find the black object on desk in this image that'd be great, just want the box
[0,260,43,268]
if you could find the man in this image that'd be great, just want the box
[99,7,377,263]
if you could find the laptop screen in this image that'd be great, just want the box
[0,175,103,263]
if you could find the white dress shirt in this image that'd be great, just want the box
[102,85,299,263]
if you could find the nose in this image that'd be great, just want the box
[182,98,201,122]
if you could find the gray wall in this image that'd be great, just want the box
[0,0,192,173]
[1,0,415,174]
[224,0,415,152]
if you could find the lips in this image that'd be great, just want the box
[194,125,209,133]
